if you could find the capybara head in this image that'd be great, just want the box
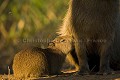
[48,36,74,54]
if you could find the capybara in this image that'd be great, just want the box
[13,36,74,78]
[57,0,119,74]
[51,36,79,71]
[59,37,120,73]
[65,49,79,71]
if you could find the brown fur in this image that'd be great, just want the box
[66,52,79,71]
[58,0,120,74]
[13,47,49,78]
[60,37,120,72]
[13,36,74,78]
[51,36,79,71]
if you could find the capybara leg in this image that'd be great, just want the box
[98,44,113,75]
[75,42,90,75]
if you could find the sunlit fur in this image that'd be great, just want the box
[13,36,75,78]
[57,0,120,74]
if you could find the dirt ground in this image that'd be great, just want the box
[0,71,120,80]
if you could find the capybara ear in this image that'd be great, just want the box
[48,42,55,47]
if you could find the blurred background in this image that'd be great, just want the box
[0,0,68,74]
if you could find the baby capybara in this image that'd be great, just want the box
[13,36,74,78]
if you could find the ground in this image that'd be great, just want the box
[0,71,120,80]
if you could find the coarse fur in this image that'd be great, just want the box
[13,47,49,78]
[57,0,120,74]
[60,37,120,72]
[13,36,74,78]
[66,49,79,71]
[51,36,79,71]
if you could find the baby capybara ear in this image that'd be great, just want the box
[48,42,55,47]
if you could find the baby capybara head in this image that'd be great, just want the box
[48,36,74,54]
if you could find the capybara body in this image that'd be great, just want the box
[58,0,119,74]
[13,47,49,78]
[66,49,79,71]
[51,36,79,71]
[13,36,74,78]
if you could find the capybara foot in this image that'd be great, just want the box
[97,68,113,75]
[73,67,90,75]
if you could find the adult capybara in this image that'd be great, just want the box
[57,0,119,74]
[59,37,120,73]
[13,36,74,78]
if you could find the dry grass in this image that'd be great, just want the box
[0,71,120,80]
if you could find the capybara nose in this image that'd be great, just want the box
[48,42,55,47]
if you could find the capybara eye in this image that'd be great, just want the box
[60,39,66,42]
